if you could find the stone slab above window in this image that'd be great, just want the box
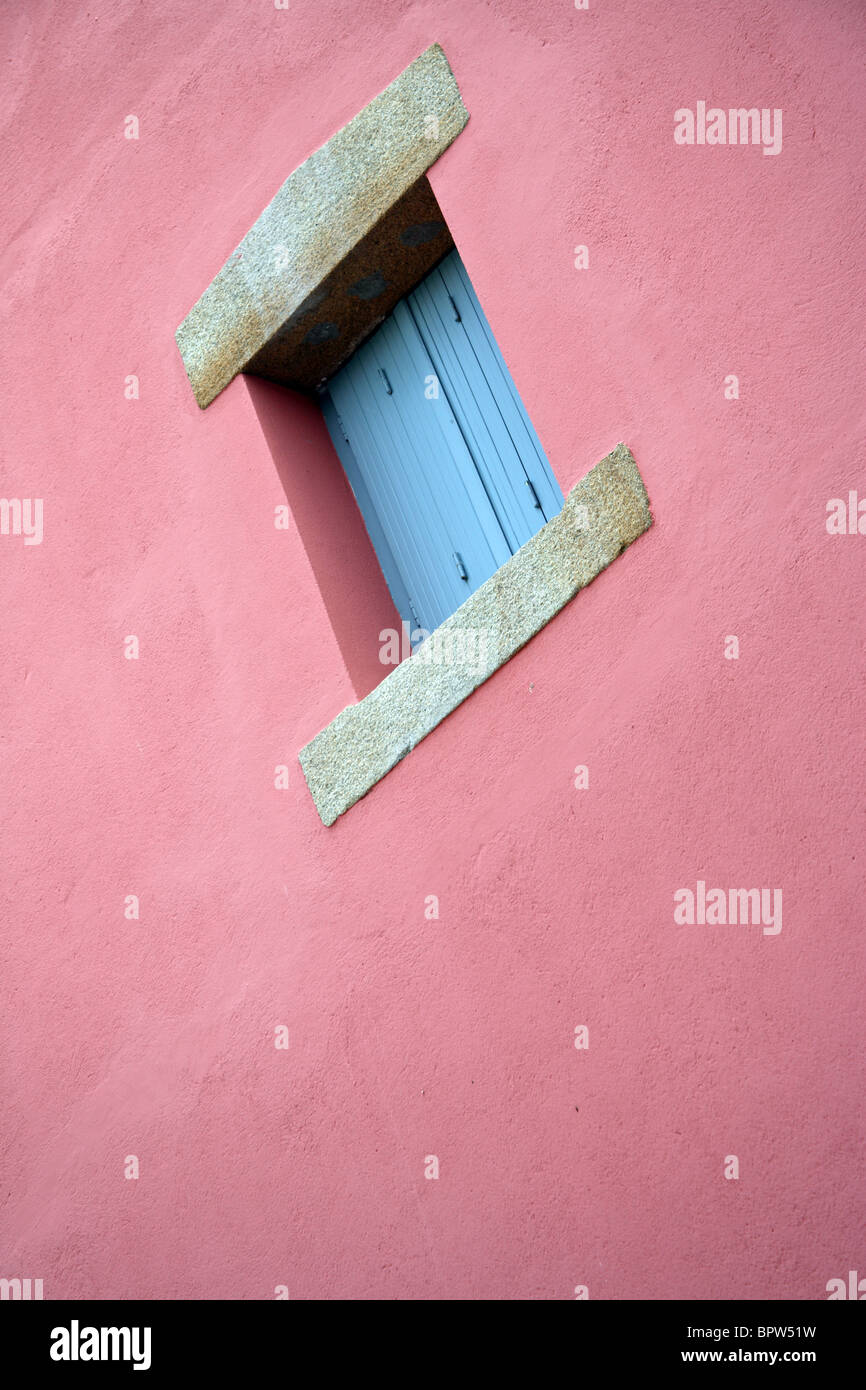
[175,44,469,405]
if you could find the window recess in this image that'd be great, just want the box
[319,249,564,638]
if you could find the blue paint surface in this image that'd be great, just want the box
[321,250,564,635]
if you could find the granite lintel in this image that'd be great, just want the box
[176,44,469,407]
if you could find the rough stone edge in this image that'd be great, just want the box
[299,444,653,826]
[175,43,469,408]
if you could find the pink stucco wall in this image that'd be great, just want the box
[2,0,863,1300]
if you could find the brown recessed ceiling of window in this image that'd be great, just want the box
[245,177,454,394]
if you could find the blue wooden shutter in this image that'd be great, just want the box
[321,250,563,636]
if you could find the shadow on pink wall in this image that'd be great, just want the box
[245,375,401,701]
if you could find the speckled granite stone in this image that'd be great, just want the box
[300,444,653,825]
[176,44,469,407]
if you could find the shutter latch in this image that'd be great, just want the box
[525,479,542,509]
[379,368,393,395]
[448,293,461,323]
[452,552,468,580]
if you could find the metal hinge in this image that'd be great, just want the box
[331,404,350,445]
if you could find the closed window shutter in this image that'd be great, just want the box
[322,250,563,636]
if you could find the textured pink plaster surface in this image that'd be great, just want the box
[0,0,863,1299]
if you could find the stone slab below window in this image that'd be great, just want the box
[299,443,653,825]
